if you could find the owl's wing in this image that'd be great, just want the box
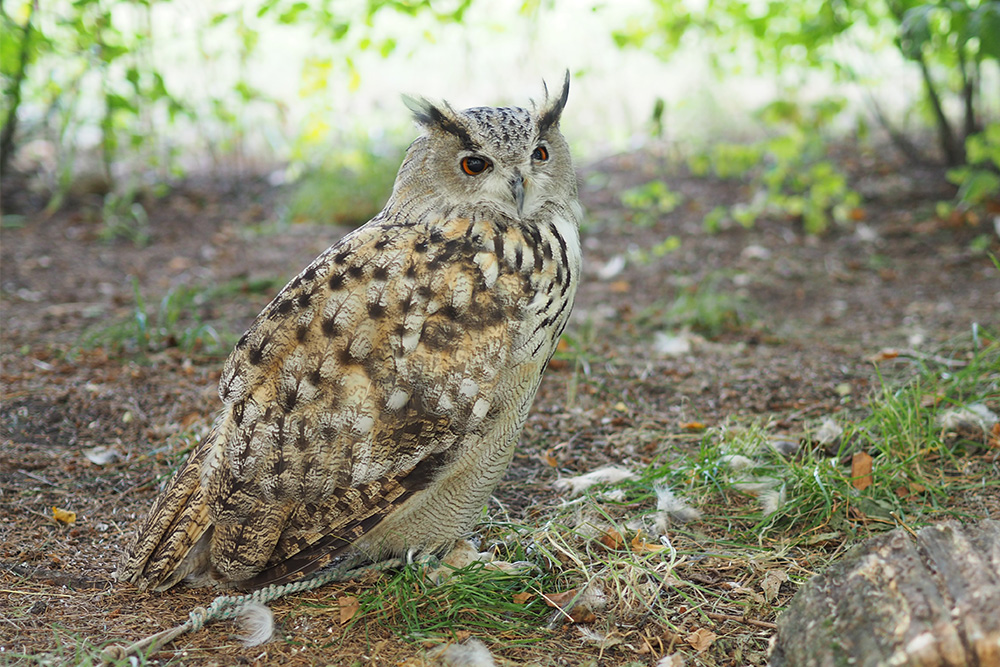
[121,211,556,590]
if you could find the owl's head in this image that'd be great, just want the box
[395,73,575,221]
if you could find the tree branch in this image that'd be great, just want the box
[957,46,977,139]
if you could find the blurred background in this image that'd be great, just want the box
[2,0,997,231]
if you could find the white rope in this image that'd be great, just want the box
[100,558,404,665]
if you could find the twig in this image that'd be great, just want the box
[0,589,74,598]
[18,469,61,487]
[704,612,777,630]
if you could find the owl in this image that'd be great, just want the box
[118,74,582,592]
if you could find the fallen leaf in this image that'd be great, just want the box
[542,449,559,467]
[685,627,717,653]
[851,451,873,491]
[609,280,630,293]
[542,589,577,608]
[512,592,533,604]
[895,482,926,499]
[338,596,359,625]
[760,569,788,603]
[679,421,705,431]
[542,586,604,624]
[599,528,625,551]
[52,507,76,524]
[989,422,1000,449]
[869,348,899,362]
[630,530,666,553]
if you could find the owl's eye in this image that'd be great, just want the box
[460,156,490,175]
[532,146,549,161]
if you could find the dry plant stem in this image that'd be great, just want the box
[99,558,404,665]
[704,612,778,630]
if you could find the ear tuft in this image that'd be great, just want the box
[537,70,570,134]
[402,94,445,128]
[402,94,478,150]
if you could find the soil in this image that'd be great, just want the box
[1,146,998,666]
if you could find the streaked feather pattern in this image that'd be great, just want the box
[119,74,580,591]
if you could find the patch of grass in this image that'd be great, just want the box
[98,189,151,247]
[620,180,682,228]
[351,561,554,642]
[639,274,757,338]
[285,138,405,227]
[631,331,1000,543]
[82,277,233,358]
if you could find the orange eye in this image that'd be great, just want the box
[532,146,549,161]
[461,156,490,175]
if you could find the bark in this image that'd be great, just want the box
[769,520,1000,667]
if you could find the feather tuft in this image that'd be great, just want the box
[236,601,274,647]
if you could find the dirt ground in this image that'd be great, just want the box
[1,147,999,666]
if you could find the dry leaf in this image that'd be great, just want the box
[547,358,569,370]
[685,627,717,653]
[869,348,899,362]
[679,421,706,431]
[542,586,604,624]
[609,280,630,293]
[599,528,625,551]
[338,596,359,625]
[989,422,1000,449]
[52,507,76,524]
[851,451,873,491]
[542,449,559,467]
[512,592,533,605]
[760,569,788,603]
[630,530,666,553]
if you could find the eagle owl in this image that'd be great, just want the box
[118,74,582,592]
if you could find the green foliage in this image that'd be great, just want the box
[615,0,1000,172]
[945,122,1000,208]
[97,187,150,246]
[3,0,473,205]
[620,180,681,228]
[286,136,405,226]
[689,99,860,234]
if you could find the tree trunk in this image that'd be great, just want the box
[0,3,34,183]
[769,520,1000,667]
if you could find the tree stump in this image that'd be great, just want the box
[769,519,1000,667]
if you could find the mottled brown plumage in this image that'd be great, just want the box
[118,75,581,591]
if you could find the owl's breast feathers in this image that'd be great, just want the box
[118,204,580,591]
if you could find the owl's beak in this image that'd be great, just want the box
[511,171,525,217]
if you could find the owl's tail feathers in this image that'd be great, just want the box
[117,436,217,592]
